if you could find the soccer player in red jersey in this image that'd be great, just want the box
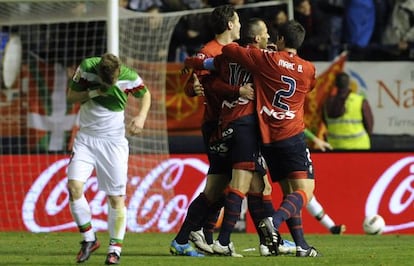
[222,20,320,257]
[187,18,300,256]
[202,18,271,256]
[170,5,242,256]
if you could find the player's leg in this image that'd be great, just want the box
[197,175,228,249]
[67,133,100,263]
[283,178,319,256]
[96,138,129,265]
[171,190,210,257]
[105,195,126,265]
[212,169,253,257]
[259,136,320,257]
[172,172,229,256]
[306,196,346,234]
[213,118,259,256]
[190,121,226,251]
[248,174,296,256]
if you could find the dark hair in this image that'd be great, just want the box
[240,17,264,45]
[293,0,307,8]
[278,20,305,49]
[335,72,350,90]
[97,53,121,86]
[210,5,236,35]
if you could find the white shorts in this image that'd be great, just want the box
[67,132,129,196]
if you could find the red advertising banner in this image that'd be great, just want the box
[0,152,413,234]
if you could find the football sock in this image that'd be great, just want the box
[217,189,244,246]
[107,205,126,255]
[306,196,335,230]
[247,193,266,244]
[286,214,309,249]
[175,193,209,244]
[69,194,95,242]
[203,195,225,244]
[262,194,275,217]
[272,190,306,229]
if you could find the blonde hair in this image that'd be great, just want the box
[97,53,121,86]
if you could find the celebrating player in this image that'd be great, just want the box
[170,5,241,257]
[184,18,299,256]
[66,53,151,264]
[200,18,276,256]
[221,20,320,257]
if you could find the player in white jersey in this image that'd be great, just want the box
[66,53,151,265]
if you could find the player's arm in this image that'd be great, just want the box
[204,74,238,99]
[207,75,254,100]
[304,128,332,152]
[127,87,151,136]
[67,87,109,104]
[67,70,106,104]
[186,55,252,99]
[221,43,259,74]
[183,50,211,97]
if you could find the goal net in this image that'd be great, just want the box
[0,0,291,233]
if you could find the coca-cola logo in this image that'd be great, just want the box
[22,158,208,233]
[365,156,414,233]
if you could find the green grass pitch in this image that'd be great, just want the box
[1,232,412,265]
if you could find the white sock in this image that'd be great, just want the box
[306,196,335,230]
[107,205,127,255]
[69,194,95,241]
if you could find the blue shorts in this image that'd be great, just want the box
[208,115,266,177]
[202,120,231,176]
[261,133,314,182]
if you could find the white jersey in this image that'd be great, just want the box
[79,100,125,138]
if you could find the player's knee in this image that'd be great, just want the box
[67,180,83,201]
[108,195,126,209]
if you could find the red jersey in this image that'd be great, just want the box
[222,43,316,144]
[211,53,255,129]
[183,39,224,123]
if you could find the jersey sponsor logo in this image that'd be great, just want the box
[209,142,229,154]
[221,127,234,139]
[259,105,296,120]
[221,97,250,109]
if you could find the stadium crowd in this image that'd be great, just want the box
[121,0,414,62]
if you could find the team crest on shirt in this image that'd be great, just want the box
[73,66,81,82]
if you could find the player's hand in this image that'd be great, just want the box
[193,73,204,96]
[313,137,333,152]
[239,83,254,100]
[127,115,146,136]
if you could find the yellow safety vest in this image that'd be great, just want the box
[324,93,371,149]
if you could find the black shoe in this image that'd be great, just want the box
[258,217,281,256]
[105,252,120,265]
[330,224,346,235]
[76,238,100,263]
[296,246,321,257]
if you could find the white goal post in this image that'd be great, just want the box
[0,0,292,232]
